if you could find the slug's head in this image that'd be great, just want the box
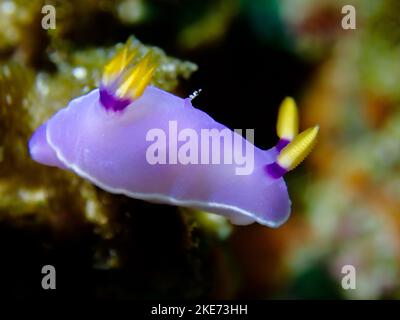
[99,41,158,112]
[266,97,319,179]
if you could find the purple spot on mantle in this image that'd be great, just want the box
[99,87,132,112]
[275,138,290,152]
[265,162,287,179]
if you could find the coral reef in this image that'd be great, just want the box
[0,15,216,295]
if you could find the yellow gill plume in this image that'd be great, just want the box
[102,41,138,85]
[115,52,158,100]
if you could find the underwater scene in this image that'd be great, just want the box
[0,0,399,301]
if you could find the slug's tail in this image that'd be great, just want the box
[266,97,319,179]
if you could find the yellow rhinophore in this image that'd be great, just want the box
[277,125,319,170]
[115,52,157,100]
[276,97,299,141]
[102,42,138,85]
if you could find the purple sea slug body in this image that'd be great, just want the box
[29,42,318,228]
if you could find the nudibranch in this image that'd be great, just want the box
[28,41,319,228]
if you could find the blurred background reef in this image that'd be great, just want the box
[0,0,400,299]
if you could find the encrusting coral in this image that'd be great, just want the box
[0,33,225,297]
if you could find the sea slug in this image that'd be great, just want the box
[29,41,318,227]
